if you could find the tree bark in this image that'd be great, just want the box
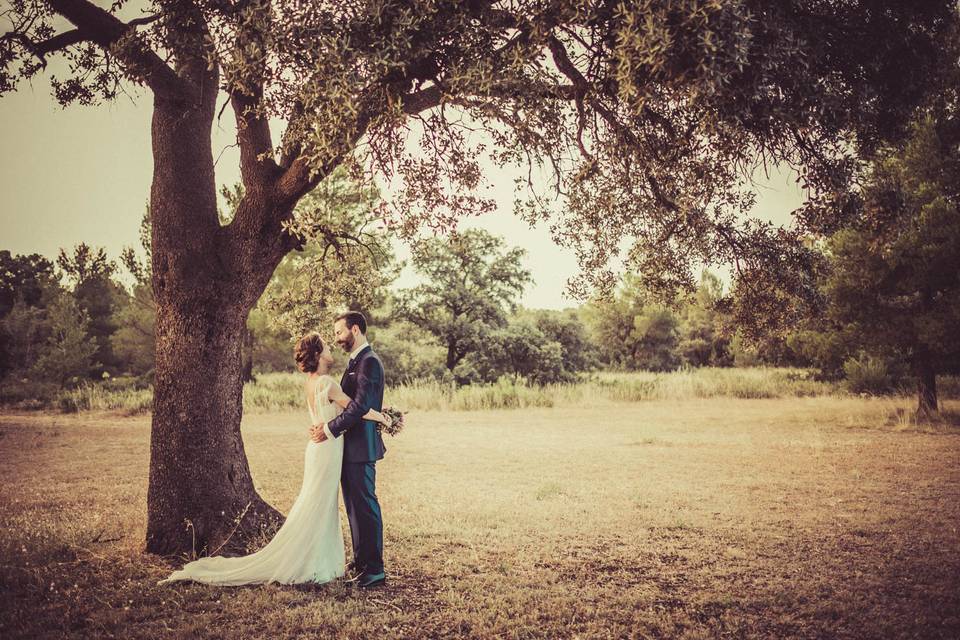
[914,350,939,419]
[145,67,282,556]
[241,324,256,384]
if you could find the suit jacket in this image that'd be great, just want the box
[327,345,387,463]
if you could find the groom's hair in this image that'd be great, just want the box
[336,310,367,335]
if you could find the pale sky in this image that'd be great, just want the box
[0,60,805,310]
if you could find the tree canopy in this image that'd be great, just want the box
[4,1,954,299]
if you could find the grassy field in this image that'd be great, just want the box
[1,396,959,638]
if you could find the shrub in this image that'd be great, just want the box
[0,377,60,409]
[843,353,894,395]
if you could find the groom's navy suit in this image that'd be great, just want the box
[326,344,386,575]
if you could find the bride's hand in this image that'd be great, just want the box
[309,424,328,443]
[381,414,393,428]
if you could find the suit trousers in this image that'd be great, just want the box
[340,461,384,574]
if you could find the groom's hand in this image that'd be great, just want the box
[309,423,328,443]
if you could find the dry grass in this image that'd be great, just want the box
[1,396,959,639]
[49,367,846,415]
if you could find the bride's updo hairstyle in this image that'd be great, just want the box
[294,332,325,373]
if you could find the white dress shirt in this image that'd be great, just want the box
[348,341,368,362]
[322,340,369,440]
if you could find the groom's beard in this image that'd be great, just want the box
[338,335,354,353]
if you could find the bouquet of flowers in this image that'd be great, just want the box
[378,405,406,437]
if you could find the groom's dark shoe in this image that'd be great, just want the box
[357,571,386,589]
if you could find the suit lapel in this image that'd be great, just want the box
[342,345,371,396]
[340,345,370,397]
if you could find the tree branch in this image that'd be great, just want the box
[225,0,280,191]
[279,98,305,170]
[35,28,85,56]
[45,0,189,99]
[231,89,281,191]
[547,34,640,148]
[9,10,162,68]
[402,84,444,115]
[2,29,85,67]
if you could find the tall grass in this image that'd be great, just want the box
[40,367,960,415]
[392,367,837,411]
[593,367,834,402]
[234,367,842,413]
[56,383,153,415]
[388,376,559,411]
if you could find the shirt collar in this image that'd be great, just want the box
[349,342,369,361]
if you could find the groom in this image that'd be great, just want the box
[309,311,387,588]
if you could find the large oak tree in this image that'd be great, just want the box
[2,0,954,554]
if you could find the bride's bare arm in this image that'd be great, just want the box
[327,380,391,425]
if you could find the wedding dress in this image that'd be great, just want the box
[159,374,346,586]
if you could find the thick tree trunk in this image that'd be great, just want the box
[147,303,281,555]
[914,351,939,419]
[145,71,282,556]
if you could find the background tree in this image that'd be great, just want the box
[0,276,97,394]
[629,306,681,372]
[30,292,99,386]
[0,251,58,317]
[678,271,732,368]
[2,0,953,554]
[586,274,681,371]
[786,321,858,380]
[367,318,448,385]
[114,207,157,379]
[1,298,49,383]
[396,229,532,380]
[585,274,643,369]
[0,251,58,378]
[56,243,125,376]
[813,116,960,417]
[467,320,566,384]
[525,308,597,378]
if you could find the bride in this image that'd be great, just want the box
[158,332,392,587]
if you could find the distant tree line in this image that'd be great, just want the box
[0,217,743,404]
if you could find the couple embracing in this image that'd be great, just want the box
[160,311,389,589]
